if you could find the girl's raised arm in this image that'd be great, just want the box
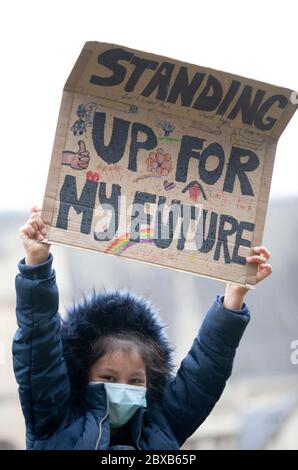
[13,207,72,440]
[162,246,272,446]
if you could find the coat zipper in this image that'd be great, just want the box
[95,396,109,450]
[135,410,144,450]
[94,397,143,450]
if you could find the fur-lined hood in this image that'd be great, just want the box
[60,288,174,404]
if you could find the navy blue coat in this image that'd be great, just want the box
[13,253,250,450]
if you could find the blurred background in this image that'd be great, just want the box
[0,0,297,450]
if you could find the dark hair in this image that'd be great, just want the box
[61,288,174,410]
[89,331,171,401]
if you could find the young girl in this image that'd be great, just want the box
[14,206,272,450]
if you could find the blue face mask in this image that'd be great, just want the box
[89,382,147,428]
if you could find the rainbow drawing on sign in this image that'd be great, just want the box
[105,228,155,254]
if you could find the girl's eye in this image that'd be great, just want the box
[102,376,115,382]
[131,379,143,385]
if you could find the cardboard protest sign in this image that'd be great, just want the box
[41,41,297,287]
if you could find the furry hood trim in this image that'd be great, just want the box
[61,288,174,404]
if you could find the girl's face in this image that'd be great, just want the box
[88,349,147,387]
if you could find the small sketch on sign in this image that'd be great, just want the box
[62,140,90,170]
[71,102,97,135]
[105,228,155,254]
[163,180,176,191]
[146,148,173,176]
[182,181,207,202]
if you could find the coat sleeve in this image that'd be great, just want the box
[12,252,72,438]
[162,294,250,446]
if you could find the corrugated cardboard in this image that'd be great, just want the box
[41,42,297,286]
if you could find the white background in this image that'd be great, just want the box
[1,0,297,211]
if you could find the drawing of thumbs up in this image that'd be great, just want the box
[62,140,90,170]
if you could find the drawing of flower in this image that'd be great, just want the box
[146,148,173,176]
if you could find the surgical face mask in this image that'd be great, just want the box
[89,382,147,428]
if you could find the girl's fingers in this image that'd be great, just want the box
[30,206,42,215]
[28,219,39,232]
[31,217,46,234]
[257,263,273,282]
[20,221,44,241]
[30,211,43,221]
[247,246,273,284]
[20,224,35,238]
[30,212,46,234]
[28,220,45,238]
[252,246,271,259]
[259,263,273,272]
[246,255,267,264]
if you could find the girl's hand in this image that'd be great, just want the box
[19,206,51,265]
[224,246,272,310]
[246,246,272,285]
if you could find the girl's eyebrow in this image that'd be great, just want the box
[96,368,118,374]
[96,368,146,377]
[133,371,146,377]
[129,372,147,380]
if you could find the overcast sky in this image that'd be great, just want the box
[1,0,297,212]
